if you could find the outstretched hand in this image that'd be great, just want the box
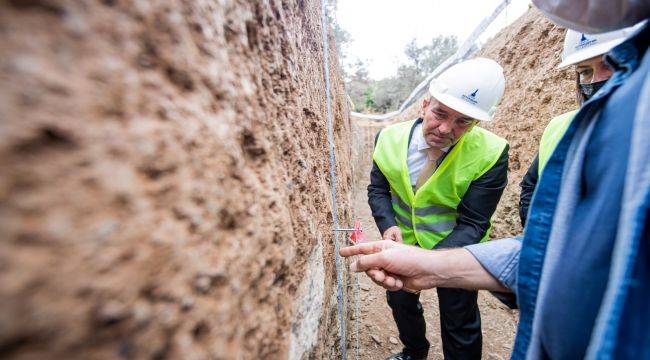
[340,240,441,291]
[341,240,511,293]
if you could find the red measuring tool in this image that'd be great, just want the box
[334,220,367,244]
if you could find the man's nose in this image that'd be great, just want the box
[438,121,452,134]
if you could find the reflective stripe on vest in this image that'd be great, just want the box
[391,193,457,233]
[391,193,456,217]
[538,110,577,176]
[373,119,507,249]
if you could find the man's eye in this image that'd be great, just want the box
[578,69,593,82]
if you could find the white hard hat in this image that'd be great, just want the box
[428,58,505,122]
[558,22,645,69]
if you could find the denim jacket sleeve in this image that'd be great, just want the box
[464,236,522,295]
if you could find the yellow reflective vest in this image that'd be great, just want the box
[538,110,577,176]
[373,120,508,249]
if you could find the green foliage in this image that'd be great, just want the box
[345,35,458,113]
[345,60,373,112]
[363,87,375,109]
[326,0,350,61]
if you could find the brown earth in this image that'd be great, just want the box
[351,7,577,359]
[0,0,359,359]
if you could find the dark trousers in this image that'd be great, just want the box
[386,288,482,359]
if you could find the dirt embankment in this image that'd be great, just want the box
[0,1,356,358]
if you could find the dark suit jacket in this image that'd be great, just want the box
[519,154,539,227]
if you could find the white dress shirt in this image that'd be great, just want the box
[407,123,449,187]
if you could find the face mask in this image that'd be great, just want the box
[579,80,607,101]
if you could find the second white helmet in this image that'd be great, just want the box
[428,57,505,122]
[558,22,645,69]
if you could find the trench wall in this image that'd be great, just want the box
[0,0,356,358]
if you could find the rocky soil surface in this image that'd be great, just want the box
[0,0,357,358]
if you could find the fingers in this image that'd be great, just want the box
[382,227,402,243]
[366,269,403,291]
[340,240,390,257]
[367,268,385,283]
[393,277,403,290]
[382,226,399,241]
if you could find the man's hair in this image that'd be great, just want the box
[426,96,478,123]
[575,72,587,104]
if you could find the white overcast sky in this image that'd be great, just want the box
[336,0,532,79]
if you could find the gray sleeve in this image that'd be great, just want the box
[464,236,522,294]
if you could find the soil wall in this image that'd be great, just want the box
[0,0,356,358]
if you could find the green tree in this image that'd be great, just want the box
[346,60,374,112]
[371,35,458,111]
[344,35,458,113]
[363,87,375,109]
[419,35,458,75]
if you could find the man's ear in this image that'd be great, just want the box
[421,97,430,111]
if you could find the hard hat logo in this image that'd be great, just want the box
[575,34,597,51]
[462,89,480,105]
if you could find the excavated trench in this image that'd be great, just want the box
[0,1,574,359]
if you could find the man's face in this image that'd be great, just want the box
[421,98,477,149]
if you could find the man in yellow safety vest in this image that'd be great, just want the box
[368,58,510,360]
